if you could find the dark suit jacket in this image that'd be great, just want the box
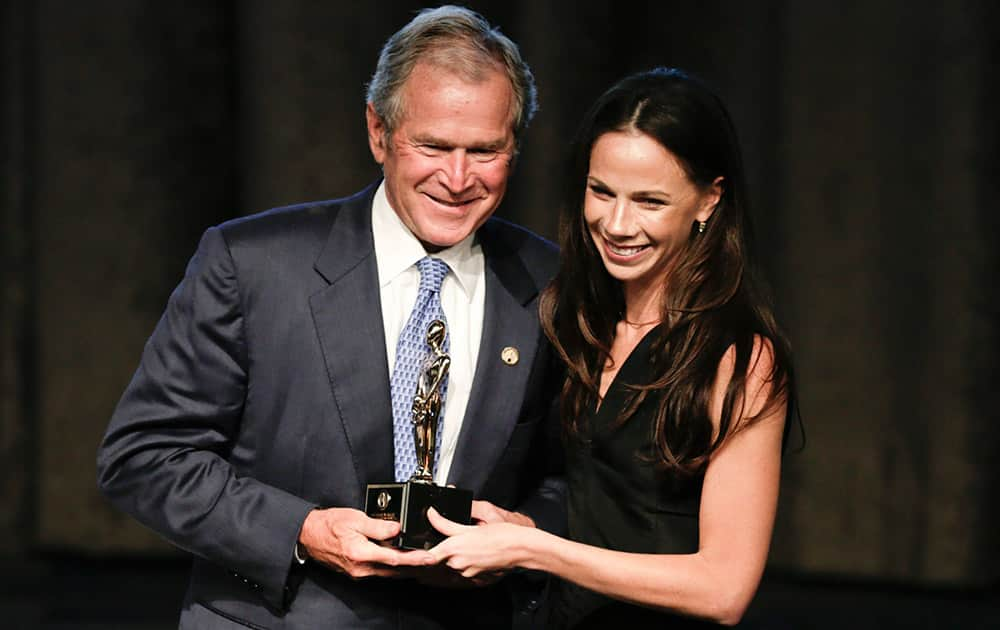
[97,182,565,629]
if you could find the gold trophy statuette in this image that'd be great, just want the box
[365,320,472,549]
[410,320,450,483]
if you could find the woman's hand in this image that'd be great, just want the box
[470,499,536,527]
[426,507,535,578]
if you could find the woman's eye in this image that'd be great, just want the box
[638,198,666,208]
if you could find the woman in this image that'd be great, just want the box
[428,67,796,627]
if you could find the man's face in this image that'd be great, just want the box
[366,62,516,252]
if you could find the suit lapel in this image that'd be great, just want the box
[309,184,395,496]
[447,220,542,492]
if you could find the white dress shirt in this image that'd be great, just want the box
[371,182,486,484]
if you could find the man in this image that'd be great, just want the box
[97,6,563,629]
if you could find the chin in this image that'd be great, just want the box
[415,227,471,251]
[602,264,648,285]
[421,216,487,246]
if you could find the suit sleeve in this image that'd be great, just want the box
[96,226,315,611]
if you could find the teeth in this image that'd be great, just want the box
[432,197,472,207]
[607,242,645,256]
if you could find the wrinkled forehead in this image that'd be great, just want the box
[399,55,516,127]
[391,66,515,150]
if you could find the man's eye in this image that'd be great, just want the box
[470,149,500,161]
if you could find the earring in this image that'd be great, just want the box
[697,220,707,234]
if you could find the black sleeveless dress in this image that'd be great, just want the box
[550,327,719,628]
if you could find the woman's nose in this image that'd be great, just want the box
[603,198,633,235]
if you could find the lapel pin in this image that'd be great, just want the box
[501,346,519,366]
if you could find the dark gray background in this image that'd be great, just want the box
[2,0,998,627]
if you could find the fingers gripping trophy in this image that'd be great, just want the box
[366,320,473,549]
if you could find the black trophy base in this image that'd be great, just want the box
[365,480,473,550]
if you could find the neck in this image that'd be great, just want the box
[421,241,446,254]
[622,279,663,328]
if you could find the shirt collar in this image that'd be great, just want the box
[371,181,481,301]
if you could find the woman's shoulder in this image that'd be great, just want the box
[718,333,776,375]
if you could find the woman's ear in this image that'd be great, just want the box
[696,176,724,223]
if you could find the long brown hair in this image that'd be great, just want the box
[540,68,795,476]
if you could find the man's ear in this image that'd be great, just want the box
[366,103,387,164]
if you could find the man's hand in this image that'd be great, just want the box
[298,508,436,578]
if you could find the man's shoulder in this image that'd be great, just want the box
[480,216,557,258]
[215,185,376,247]
[479,216,559,283]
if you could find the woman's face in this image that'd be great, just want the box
[584,130,721,295]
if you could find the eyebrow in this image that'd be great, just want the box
[412,134,510,151]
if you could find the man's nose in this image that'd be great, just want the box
[440,150,472,191]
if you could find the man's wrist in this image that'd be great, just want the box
[294,542,308,565]
[295,508,319,565]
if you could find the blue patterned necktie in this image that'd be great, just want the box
[391,256,450,482]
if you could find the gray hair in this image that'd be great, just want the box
[366,5,537,146]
